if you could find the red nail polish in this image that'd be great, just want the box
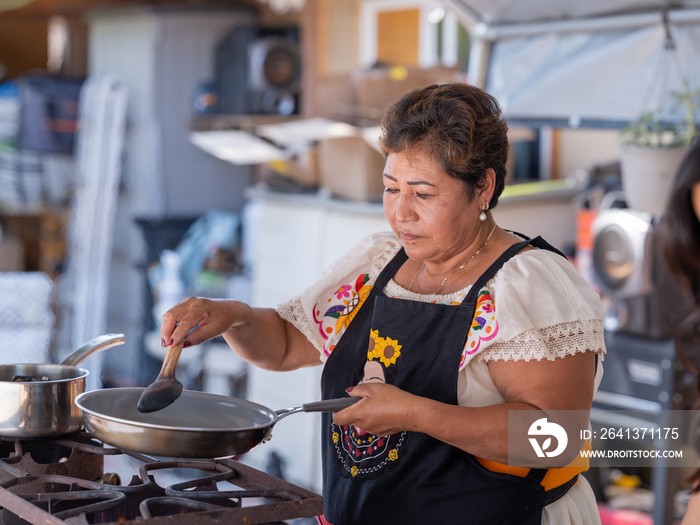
[168,339,174,346]
[345,387,354,393]
[183,340,191,348]
[161,339,166,347]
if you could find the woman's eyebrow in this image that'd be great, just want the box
[382,174,436,186]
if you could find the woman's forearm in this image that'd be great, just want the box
[337,352,595,465]
[412,397,518,463]
[221,302,321,371]
[161,297,321,372]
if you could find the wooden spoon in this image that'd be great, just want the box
[137,342,184,412]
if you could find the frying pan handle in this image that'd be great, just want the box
[60,333,126,366]
[274,397,360,424]
[302,397,360,413]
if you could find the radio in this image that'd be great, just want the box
[591,207,693,338]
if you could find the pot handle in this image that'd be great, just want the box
[60,333,126,367]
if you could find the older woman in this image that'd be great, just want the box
[160,83,606,524]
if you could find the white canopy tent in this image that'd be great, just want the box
[444,0,700,126]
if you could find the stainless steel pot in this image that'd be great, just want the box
[0,333,125,440]
[76,388,358,459]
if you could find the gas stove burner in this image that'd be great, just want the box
[0,433,107,483]
[0,433,323,525]
[1,474,126,520]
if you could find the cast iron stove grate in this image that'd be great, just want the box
[0,433,322,525]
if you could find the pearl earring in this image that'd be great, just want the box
[479,202,489,221]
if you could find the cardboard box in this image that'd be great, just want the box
[253,117,360,191]
[263,146,320,188]
[189,117,387,202]
[354,65,459,125]
[318,134,386,202]
[38,235,66,278]
[0,235,24,272]
[0,208,68,277]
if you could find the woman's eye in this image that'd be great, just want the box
[416,192,431,199]
[384,187,399,194]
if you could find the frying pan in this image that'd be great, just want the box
[76,388,359,459]
[0,333,126,440]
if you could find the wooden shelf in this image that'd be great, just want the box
[189,113,301,132]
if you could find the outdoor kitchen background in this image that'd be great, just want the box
[0,0,645,504]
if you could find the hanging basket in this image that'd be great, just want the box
[618,144,687,216]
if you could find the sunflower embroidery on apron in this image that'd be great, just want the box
[330,329,408,482]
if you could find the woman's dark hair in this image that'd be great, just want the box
[379,82,509,208]
[658,138,700,491]
[660,139,700,291]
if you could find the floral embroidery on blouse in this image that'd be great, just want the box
[315,273,373,357]
[460,290,499,368]
[315,272,500,367]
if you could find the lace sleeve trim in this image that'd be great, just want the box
[277,297,324,354]
[479,318,606,362]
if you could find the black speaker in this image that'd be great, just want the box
[248,35,301,115]
[214,26,301,115]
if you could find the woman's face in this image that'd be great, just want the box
[382,148,487,263]
[692,183,700,223]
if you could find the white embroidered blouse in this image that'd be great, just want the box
[277,231,606,409]
[277,230,606,524]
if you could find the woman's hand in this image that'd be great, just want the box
[161,296,322,372]
[333,383,424,436]
[332,352,596,464]
[160,297,240,348]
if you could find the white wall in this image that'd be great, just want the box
[87,7,255,383]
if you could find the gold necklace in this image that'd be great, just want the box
[408,224,497,295]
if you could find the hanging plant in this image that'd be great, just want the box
[619,79,700,148]
[617,80,700,215]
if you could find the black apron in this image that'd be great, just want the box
[320,235,575,525]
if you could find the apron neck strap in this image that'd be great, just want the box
[462,237,532,308]
[374,248,409,291]
[375,233,566,303]
[460,233,566,310]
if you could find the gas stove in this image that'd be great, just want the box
[0,432,323,525]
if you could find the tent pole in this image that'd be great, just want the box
[467,8,700,41]
[467,36,489,89]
